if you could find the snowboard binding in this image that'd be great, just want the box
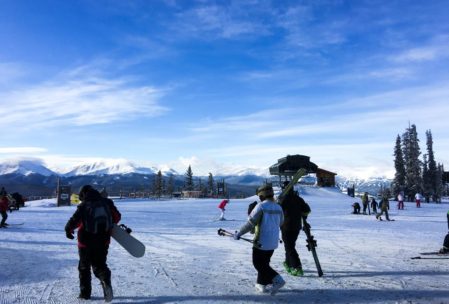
[119,224,132,234]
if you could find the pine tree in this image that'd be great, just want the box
[422,154,431,201]
[208,172,215,197]
[167,174,174,196]
[155,170,163,198]
[402,124,422,199]
[393,134,406,198]
[185,165,194,191]
[425,130,438,201]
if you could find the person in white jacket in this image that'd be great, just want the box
[234,184,285,295]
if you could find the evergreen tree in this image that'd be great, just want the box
[425,130,438,201]
[155,170,163,198]
[185,165,194,191]
[393,134,406,197]
[208,173,215,197]
[435,163,444,202]
[402,124,422,199]
[422,154,431,201]
[167,174,174,196]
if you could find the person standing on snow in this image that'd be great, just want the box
[0,194,9,228]
[376,196,391,221]
[65,185,121,302]
[279,181,310,276]
[415,192,422,208]
[233,184,285,295]
[397,192,404,210]
[217,199,229,220]
[370,197,378,214]
[361,192,369,214]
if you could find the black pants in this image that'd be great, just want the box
[1,211,7,226]
[78,245,111,296]
[252,247,278,285]
[282,229,301,269]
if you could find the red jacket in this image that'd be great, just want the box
[218,199,229,210]
[0,196,9,212]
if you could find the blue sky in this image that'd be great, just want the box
[1,0,449,178]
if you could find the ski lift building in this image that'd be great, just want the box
[269,154,337,187]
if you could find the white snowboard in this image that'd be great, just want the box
[111,223,145,258]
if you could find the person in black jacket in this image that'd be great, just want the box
[65,185,121,302]
[279,182,310,276]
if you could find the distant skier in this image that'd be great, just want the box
[217,199,229,220]
[370,198,378,213]
[376,196,390,221]
[361,192,369,214]
[352,202,361,214]
[0,194,9,228]
[397,192,404,210]
[415,193,422,208]
[279,181,311,276]
[65,185,121,302]
[233,184,285,295]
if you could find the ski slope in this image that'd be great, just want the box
[1,186,449,304]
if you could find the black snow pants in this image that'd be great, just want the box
[1,211,7,226]
[252,247,278,285]
[78,244,111,296]
[282,229,301,269]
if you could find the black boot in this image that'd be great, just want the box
[78,292,91,300]
[101,279,113,303]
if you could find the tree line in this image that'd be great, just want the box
[392,124,446,202]
[151,165,227,198]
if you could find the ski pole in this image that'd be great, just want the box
[217,228,262,248]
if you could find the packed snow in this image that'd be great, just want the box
[1,186,449,304]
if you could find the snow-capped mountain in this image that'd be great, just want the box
[63,159,158,176]
[337,176,392,196]
[0,159,56,176]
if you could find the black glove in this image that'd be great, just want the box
[65,230,74,240]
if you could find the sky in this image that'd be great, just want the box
[1,0,449,179]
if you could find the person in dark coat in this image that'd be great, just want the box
[65,185,121,302]
[279,182,310,276]
[370,198,378,213]
[352,202,361,214]
[0,195,9,227]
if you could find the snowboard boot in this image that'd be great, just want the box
[101,279,113,303]
[254,283,268,293]
[270,275,285,295]
[283,261,292,274]
[78,293,91,300]
[290,267,304,277]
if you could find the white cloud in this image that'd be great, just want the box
[0,68,169,130]
[0,147,47,154]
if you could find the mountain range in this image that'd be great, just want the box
[0,159,391,197]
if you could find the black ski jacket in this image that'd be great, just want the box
[65,189,121,248]
[279,191,310,231]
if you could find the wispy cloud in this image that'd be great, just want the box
[0,65,169,130]
[0,147,47,154]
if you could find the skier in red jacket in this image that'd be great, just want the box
[0,195,9,227]
[217,199,229,220]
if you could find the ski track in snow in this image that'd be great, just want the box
[1,189,449,303]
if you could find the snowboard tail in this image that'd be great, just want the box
[111,223,145,258]
[302,218,323,277]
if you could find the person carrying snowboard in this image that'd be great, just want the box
[65,185,121,302]
[0,194,9,228]
[233,184,285,295]
[279,181,310,276]
[217,199,229,220]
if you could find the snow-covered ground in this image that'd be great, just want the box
[1,186,449,304]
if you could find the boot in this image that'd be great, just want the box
[270,275,285,295]
[101,279,113,303]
